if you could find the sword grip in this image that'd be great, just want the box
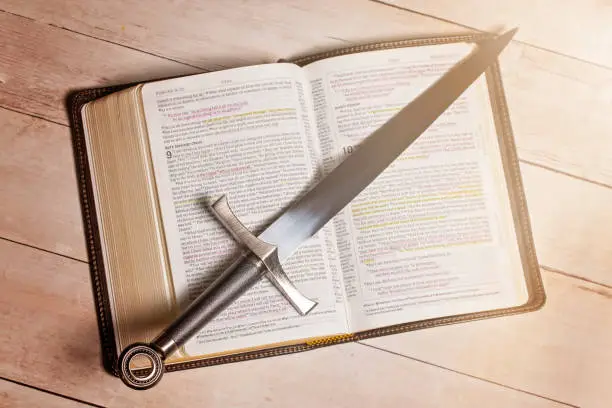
[154,252,266,352]
[118,252,266,389]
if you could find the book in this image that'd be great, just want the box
[69,32,545,376]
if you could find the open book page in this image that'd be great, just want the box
[141,64,348,357]
[304,43,528,332]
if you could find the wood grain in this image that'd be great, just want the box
[0,240,564,408]
[0,108,86,260]
[0,380,91,408]
[0,12,199,124]
[363,265,612,408]
[521,163,612,286]
[499,44,612,187]
[0,0,458,69]
[381,0,612,69]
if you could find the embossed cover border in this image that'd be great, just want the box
[68,32,545,377]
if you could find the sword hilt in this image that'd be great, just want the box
[118,195,316,389]
[211,195,317,316]
[119,251,266,389]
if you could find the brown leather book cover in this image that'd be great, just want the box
[68,32,545,377]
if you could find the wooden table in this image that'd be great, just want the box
[1,1,611,407]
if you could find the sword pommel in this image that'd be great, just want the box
[211,195,317,315]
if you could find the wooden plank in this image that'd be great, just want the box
[363,267,612,408]
[0,108,86,260]
[0,0,458,69]
[380,0,612,69]
[521,163,612,286]
[0,12,199,124]
[1,3,611,186]
[499,44,612,187]
[0,380,91,408]
[0,240,563,408]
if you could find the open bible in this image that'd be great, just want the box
[70,33,544,375]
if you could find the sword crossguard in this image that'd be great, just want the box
[211,195,317,315]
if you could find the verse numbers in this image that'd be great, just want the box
[342,145,354,155]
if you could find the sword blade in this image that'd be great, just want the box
[259,29,516,260]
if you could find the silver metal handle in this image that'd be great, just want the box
[119,252,266,389]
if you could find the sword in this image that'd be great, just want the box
[118,29,516,389]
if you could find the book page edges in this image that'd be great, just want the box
[81,85,178,354]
